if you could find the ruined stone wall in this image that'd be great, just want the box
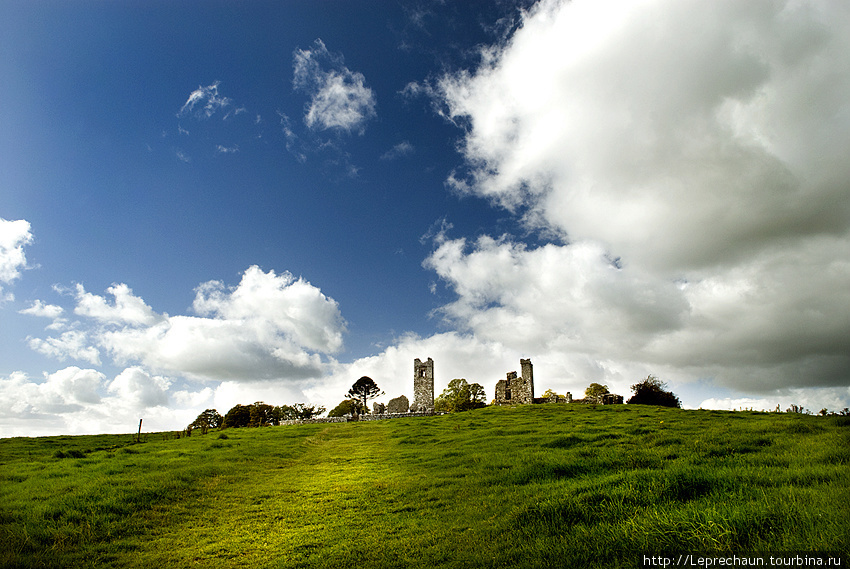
[387,395,409,414]
[494,359,534,405]
[359,411,436,421]
[279,417,349,426]
[601,393,624,405]
[495,379,509,404]
[412,357,434,412]
[280,411,435,426]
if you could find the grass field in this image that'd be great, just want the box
[1,404,848,568]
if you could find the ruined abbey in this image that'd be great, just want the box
[494,358,534,405]
[282,355,620,427]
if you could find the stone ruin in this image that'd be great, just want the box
[387,395,409,414]
[494,358,535,405]
[281,354,625,428]
[601,393,624,405]
[544,392,572,404]
[411,357,434,412]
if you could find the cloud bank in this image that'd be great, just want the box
[26,266,345,383]
[423,0,850,396]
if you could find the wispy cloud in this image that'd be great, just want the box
[293,39,377,134]
[380,141,415,161]
[178,81,232,119]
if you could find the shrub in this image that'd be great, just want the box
[627,375,681,408]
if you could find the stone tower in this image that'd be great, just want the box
[494,358,534,405]
[412,357,434,412]
[519,358,534,403]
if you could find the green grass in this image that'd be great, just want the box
[1,405,848,568]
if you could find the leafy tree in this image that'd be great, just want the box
[435,378,487,413]
[222,404,251,428]
[347,376,384,415]
[584,383,610,404]
[328,399,361,417]
[188,409,223,434]
[541,389,562,399]
[627,375,681,408]
[248,401,275,427]
[277,403,326,420]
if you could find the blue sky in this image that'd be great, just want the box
[2,0,849,436]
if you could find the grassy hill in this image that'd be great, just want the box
[1,404,848,568]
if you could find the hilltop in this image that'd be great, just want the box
[1,405,848,568]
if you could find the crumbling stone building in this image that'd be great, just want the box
[494,358,534,405]
[411,357,434,412]
[387,395,409,414]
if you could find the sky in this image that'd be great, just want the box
[2,0,849,437]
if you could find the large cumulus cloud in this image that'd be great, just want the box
[25,265,346,383]
[429,0,850,396]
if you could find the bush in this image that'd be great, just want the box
[328,399,360,417]
[626,375,681,408]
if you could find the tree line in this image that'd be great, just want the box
[188,374,683,433]
[187,402,326,433]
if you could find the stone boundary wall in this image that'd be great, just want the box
[279,412,436,426]
[278,417,349,426]
[359,412,436,421]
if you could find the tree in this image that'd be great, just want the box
[328,399,360,417]
[627,375,681,408]
[584,383,610,404]
[435,378,487,413]
[248,401,275,427]
[188,409,223,434]
[346,376,384,415]
[277,403,326,420]
[222,404,251,428]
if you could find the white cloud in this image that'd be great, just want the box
[0,367,105,425]
[0,367,215,437]
[701,386,850,414]
[178,81,232,119]
[0,218,32,299]
[437,0,850,268]
[425,0,850,397]
[29,266,346,384]
[74,283,163,326]
[293,39,377,133]
[19,299,64,320]
[27,330,101,365]
[309,332,523,409]
[380,141,415,161]
[107,367,171,409]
